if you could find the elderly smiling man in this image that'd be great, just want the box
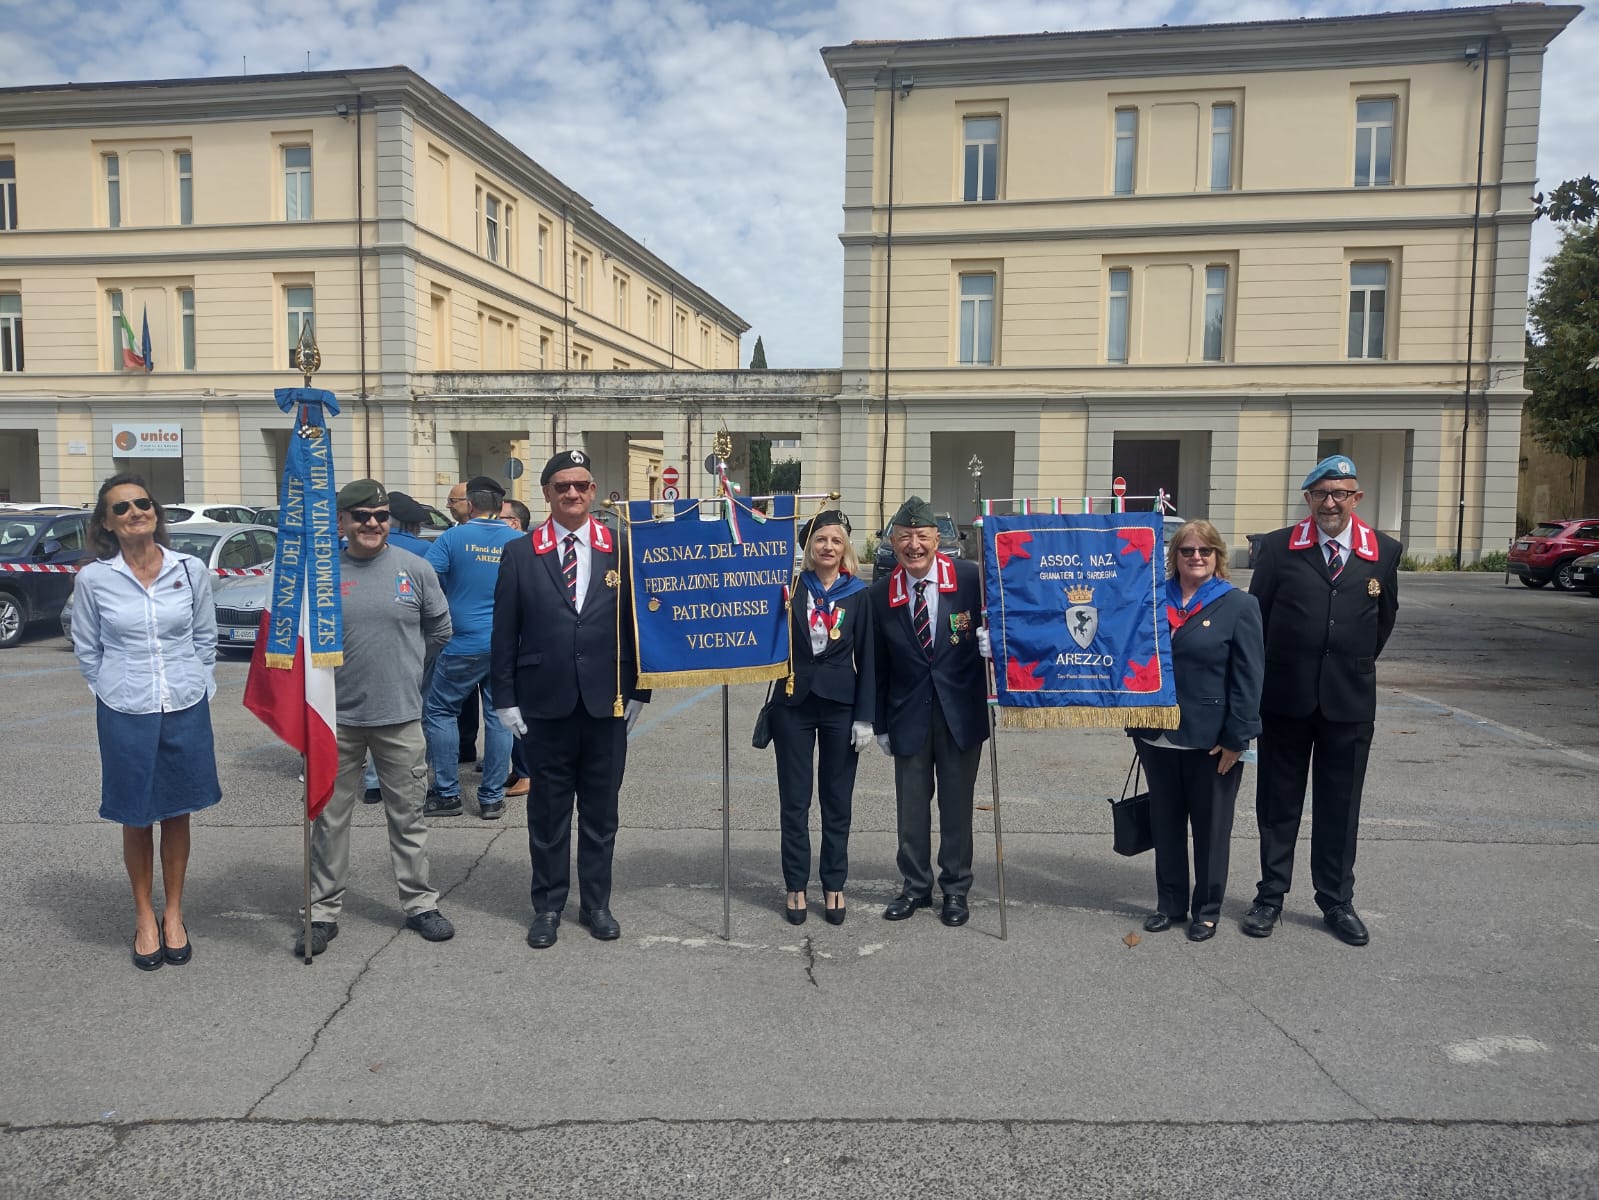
[869,496,990,928]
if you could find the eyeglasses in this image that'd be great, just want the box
[348,509,390,525]
[110,497,155,516]
[1308,489,1358,504]
[1177,546,1215,558]
[448,496,470,506]
[550,480,593,494]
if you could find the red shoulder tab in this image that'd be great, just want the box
[1350,515,1379,561]
[589,517,614,554]
[1287,519,1316,551]
[532,519,557,555]
[935,554,958,592]
[888,566,909,608]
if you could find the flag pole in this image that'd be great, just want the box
[302,756,314,965]
[974,514,1009,941]
[721,684,732,941]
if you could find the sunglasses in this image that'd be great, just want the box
[550,480,593,494]
[1308,489,1358,504]
[348,508,391,525]
[110,497,155,516]
[1177,546,1215,558]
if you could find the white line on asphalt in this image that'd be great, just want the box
[1443,1035,1549,1065]
[1389,686,1599,767]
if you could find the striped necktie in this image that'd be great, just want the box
[1326,541,1343,579]
[562,533,579,601]
[912,579,933,658]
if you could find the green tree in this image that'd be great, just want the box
[748,437,772,495]
[749,336,768,369]
[770,458,801,493]
[1533,175,1599,224]
[1524,223,1599,460]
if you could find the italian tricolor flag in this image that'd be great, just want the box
[117,312,146,370]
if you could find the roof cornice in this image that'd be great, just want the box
[819,5,1582,98]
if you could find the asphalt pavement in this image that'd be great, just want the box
[1,572,1595,1198]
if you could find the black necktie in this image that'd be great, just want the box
[1326,541,1343,579]
[912,580,933,658]
[562,533,578,601]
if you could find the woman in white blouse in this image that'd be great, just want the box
[72,475,222,971]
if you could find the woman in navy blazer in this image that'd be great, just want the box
[768,510,876,926]
[1127,519,1264,941]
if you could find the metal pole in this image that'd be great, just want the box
[302,757,313,965]
[973,519,1008,940]
[721,684,732,941]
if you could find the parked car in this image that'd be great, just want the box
[1507,518,1599,590]
[871,512,965,579]
[60,521,278,641]
[167,503,262,525]
[1569,550,1599,598]
[211,571,273,652]
[0,506,93,647]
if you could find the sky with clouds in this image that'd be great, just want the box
[1,0,1592,367]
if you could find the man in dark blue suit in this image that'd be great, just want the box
[1244,455,1401,946]
[490,450,647,949]
[870,496,989,927]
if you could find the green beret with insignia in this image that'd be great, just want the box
[337,478,387,511]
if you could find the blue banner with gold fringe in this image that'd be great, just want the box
[626,494,796,688]
[982,512,1178,728]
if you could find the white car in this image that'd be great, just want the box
[166,502,265,525]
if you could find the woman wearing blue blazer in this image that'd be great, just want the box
[768,510,876,926]
[1127,519,1264,941]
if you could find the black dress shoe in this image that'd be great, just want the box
[526,912,560,949]
[940,895,970,927]
[132,934,164,972]
[1241,902,1281,938]
[579,907,621,940]
[1187,920,1217,942]
[163,923,193,965]
[883,893,932,921]
[1143,911,1183,933]
[1323,904,1370,946]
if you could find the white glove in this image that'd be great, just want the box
[624,698,644,732]
[977,628,991,660]
[495,706,528,738]
[876,733,892,757]
[850,721,875,753]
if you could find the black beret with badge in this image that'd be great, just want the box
[541,449,592,485]
[799,508,851,547]
[386,490,429,525]
[336,478,387,511]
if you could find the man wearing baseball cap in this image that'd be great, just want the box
[1243,455,1401,946]
[422,475,521,821]
[299,478,455,956]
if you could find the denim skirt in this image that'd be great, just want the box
[96,697,223,827]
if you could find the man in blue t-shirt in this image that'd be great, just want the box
[386,491,434,556]
[422,476,522,820]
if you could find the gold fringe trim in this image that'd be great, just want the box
[997,704,1180,730]
[309,652,345,668]
[263,653,295,669]
[636,662,791,689]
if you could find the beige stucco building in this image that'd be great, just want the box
[820,4,1579,560]
[0,67,747,508]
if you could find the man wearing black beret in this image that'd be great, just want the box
[491,449,648,948]
[869,495,990,928]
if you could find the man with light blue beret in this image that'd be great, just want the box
[1243,455,1401,946]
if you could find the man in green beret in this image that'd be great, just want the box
[298,479,456,957]
[869,496,990,928]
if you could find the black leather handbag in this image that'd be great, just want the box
[1108,753,1154,857]
[751,682,776,750]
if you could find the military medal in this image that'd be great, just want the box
[605,569,620,589]
[949,611,971,644]
[829,607,844,641]
[1367,578,1382,596]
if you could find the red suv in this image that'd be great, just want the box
[1508,518,1599,590]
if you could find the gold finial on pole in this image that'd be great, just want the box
[293,321,322,388]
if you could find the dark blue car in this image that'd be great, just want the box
[0,506,92,648]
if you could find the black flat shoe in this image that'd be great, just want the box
[940,895,970,928]
[526,912,560,949]
[1187,920,1217,942]
[132,933,163,972]
[1143,911,1183,933]
[1241,902,1281,938]
[163,923,192,965]
[883,893,932,921]
[1323,903,1370,946]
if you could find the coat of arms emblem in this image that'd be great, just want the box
[1065,583,1098,650]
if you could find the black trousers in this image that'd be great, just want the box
[770,694,857,892]
[1255,708,1373,912]
[525,707,628,914]
[1134,741,1243,921]
[893,692,980,900]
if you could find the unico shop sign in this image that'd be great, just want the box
[111,423,184,458]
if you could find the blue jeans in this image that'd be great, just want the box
[424,652,510,804]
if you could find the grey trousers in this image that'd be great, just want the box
[892,693,981,900]
[310,721,440,921]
